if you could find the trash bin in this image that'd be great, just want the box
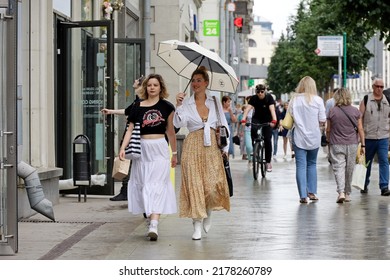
[73,134,91,202]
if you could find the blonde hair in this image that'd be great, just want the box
[334,88,352,106]
[295,76,318,103]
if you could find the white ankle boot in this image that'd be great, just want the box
[202,209,212,233]
[192,219,202,240]
[147,220,158,241]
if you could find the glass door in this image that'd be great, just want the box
[56,19,145,195]
[56,20,114,195]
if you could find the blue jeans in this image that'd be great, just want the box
[364,138,389,190]
[244,130,253,161]
[272,129,279,156]
[293,144,319,199]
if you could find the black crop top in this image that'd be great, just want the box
[127,99,175,135]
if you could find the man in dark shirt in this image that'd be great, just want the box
[241,84,277,172]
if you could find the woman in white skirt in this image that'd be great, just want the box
[119,74,177,241]
[174,66,231,240]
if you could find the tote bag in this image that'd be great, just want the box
[125,122,141,160]
[351,155,367,190]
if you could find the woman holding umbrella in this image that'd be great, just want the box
[174,66,231,240]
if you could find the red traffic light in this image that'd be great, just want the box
[234,17,243,28]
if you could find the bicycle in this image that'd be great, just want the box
[250,122,270,180]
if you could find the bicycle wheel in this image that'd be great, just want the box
[252,142,260,180]
[260,141,266,178]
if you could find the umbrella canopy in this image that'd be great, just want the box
[157,40,239,93]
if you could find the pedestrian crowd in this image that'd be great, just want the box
[102,71,390,242]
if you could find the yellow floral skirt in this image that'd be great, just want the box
[179,129,230,219]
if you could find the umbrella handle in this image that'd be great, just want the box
[183,79,191,93]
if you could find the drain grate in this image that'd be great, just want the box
[19,219,101,224]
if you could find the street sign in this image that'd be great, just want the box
[317,36,343,57]
[203,20,220,36]
[233,57,239,65]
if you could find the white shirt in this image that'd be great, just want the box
[173,93,230,153]
[290,94,326,150]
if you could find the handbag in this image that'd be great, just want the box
[233,135,240,145]
[223,157,233,197]
[125,122,141,160]
[281,111,293,130]
[112,157,131,180]
[212,96,229,149]
[321,132,328,147]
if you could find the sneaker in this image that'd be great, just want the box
[266,163,272,172]
[283,155,287,159]
[336,192,345,203]
[147,223,158,241]
[345,194,351,202]
[381,188,390,196]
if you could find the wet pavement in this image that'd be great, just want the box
[1,145,390,260]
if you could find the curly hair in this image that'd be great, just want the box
[138,74,169,100]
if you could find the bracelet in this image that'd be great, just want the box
[271,120,277,124]
[172,151,178,155]
[361,145,365,147]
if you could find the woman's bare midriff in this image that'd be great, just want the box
[141,134,165,139]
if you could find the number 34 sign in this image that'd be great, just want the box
[203,20,220,37]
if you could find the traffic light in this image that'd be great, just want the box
[234,17,243,33]
[234,17,243,28]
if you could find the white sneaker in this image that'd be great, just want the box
[266,163,272,172]
[283,155,287,159]
[147,222,158,241]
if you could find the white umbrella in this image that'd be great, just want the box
[157,39,239,93]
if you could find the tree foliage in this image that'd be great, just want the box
[331,0,390,47]
[267,0,373,95]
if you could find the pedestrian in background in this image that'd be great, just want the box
[290,76,326,203]
[119,74,178,241]
[324,88,338,163]
[359,78,390,196]
[101,75,144,201]
[272,101,283,159]
[327,88,365,203]
[242,96,254,164]
[279,101,293,159]
[237,104,247,160]
[241,84,277,172]
[174,66,230,241]
[222,95,237,159]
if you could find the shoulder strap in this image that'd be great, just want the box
[213,96,222,125]
[338,106,358,132]
[364,93,390,110]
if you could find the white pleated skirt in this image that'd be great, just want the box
[127,137,177,217]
